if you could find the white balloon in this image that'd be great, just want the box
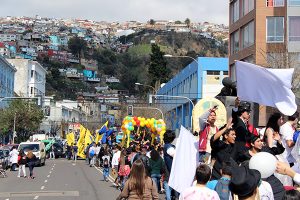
[249,152,277,178]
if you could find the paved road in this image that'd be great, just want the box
[0,159,120,200]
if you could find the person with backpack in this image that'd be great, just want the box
[102,149,110,182]
[89,143,96,167]
[207,161,232,200]
[198,106,218,164]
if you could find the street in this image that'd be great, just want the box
[0,159,120,200]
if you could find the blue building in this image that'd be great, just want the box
[0,55,16,107]
[157,57,228,130]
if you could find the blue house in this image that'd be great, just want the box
[157,57,228,130]
[0,55,16,107]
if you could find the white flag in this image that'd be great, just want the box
[168,126,199,193]
[236,61,297,116]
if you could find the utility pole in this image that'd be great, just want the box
[13,113,16,144]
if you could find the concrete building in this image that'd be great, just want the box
[0,55,16,107]
[157,57,228,130]
[7,59,46,98]
[229,0,300,124]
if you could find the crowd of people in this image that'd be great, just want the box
[75,97,300,200]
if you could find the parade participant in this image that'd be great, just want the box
[229,166,261,200]
[49,145,55,159]
[26,151,37,179]
[210,119,236,180]
[9,146,19,171]
[279,111,299,165]
[116,159,159,200]
[102,149,110,182]
[89,143,96,167]
[180,164,220,200]
[198,106,218,164]
[17,150,27,178]
[118,148,131,190]
[112,145,121,187]
[276,162,300,185]
[264,113,284,148]
[232,97,258,148]
[72,143,78,162]
[149,149,164,192]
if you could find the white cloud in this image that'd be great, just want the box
[0,0,229,24]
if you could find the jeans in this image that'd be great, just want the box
[163,180,171,200]
[103,167,110,180]
[151,174,161,191]
[73,153,77,162]
[18,164,26,177]
[28,163,35,177]
[50,151,55,159]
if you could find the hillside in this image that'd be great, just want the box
[43,29,228,99]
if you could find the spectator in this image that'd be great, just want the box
[26,151,37,179]
[17,150,27,178]
[149,149,164,192]
[49,145,55,159]
[264,113,284,148]
[116,159,158,200]
[179,164,220,200]
[283,189,300,200]
[9,146,19,171]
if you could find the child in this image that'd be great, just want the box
[102,151,110,182]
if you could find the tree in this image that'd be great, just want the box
[149,19,156,26]
[148,44,170,87]
[175,20,182,24]
[0,99,44,142]
[68,36,87,62]
[185,18,191,28]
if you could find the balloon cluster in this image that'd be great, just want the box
[121,116,166,135]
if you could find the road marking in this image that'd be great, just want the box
[44,180,48,183]
[72,163,76,166]
[49,171,52,174]
[0,191,79,197]
[34,196,39,199]
[41,186,45,190]
[47,175,50,178]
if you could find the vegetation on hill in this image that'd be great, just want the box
[41,30,228,100]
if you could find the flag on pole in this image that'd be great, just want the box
[95,121,108,144]
[66,132,75,146]
[84,128,95,146]
[168,126,199,193]
[236,61,297,116]
[77,125,87,158]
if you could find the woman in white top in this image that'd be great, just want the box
[9,146,19,171]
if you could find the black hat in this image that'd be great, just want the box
[238,101,251,112]
[229,166,261,197]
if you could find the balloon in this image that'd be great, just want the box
[249,152,277,178]
[125,124,129,129]
[140,122,145,127]
[157,128,162,132]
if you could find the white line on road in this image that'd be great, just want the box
[49,171,52,174]
[44,180,48,183]
[34,196,39,199]
[47,175,50,178]
[40,186,45,190]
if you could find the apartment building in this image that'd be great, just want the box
[229,0,300,124]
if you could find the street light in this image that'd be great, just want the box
[135,82,157,94]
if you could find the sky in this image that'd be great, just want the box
[0,0,229,25]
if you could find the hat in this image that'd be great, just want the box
[229,166,261,197]
[238,101,251,112]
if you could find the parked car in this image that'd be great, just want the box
[18,142,46,166]
[0,148,10,170]
[51,143,65,158]
[3,144,19,151]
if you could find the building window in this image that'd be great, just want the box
[243,0,254,16]
[289,17,300,41]
[288,0,300,6]
[230,30,240,54]
[267,17,284,42]
[242,21,254,48]
[230,64,236,82]
[207,71,220,75]
[223,71,229,75]
[266,0,284,7]
[230,0,240,24]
